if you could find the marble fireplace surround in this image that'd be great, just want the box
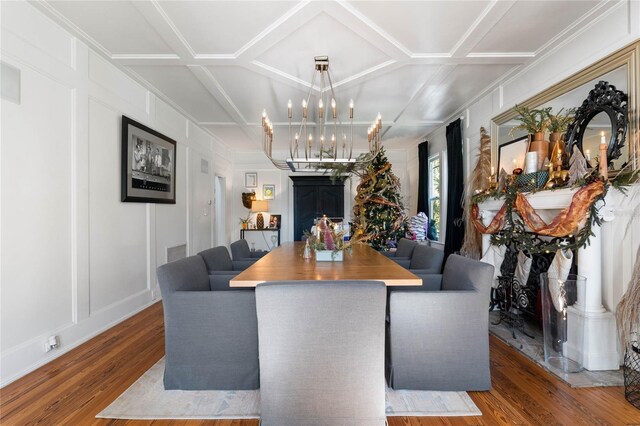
[478,184,640,371]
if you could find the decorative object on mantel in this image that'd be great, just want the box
[516,170,549,192]
[497,168,508,192]
[568,146,588,187]
[548,107,576,169]
[511,105,552,170]
[352,149,408,251]
[544,161,569,189]
[461,127,492,259]
[565,81,628,169]
[599,131,609,181]
[260,56,383,173]
[617,245,640,408]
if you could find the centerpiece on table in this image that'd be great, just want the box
[305,216,349,261]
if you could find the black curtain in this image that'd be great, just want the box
[444,119,464,261]
[417,141,429,217]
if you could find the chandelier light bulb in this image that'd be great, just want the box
[295,132,299,141]
[319,99,323,109]
[287,99,292,119]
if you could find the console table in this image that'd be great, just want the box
[240,228,280,246]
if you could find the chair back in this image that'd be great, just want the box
[230,239,252,259]
[197,246,233,271]
[255,281,387,426]
[395,238,417,258]
[409,245,444,272]
[441,254,494,295]
[157,255,210,294]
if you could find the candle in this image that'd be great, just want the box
[491,166,495,175]
[287,99,292,119]
[600,131,606,145]
[525,152,538,174]
[586,149,591,161]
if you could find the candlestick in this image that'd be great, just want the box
[599,141,608,181]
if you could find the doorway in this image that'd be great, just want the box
[291,176,344,241]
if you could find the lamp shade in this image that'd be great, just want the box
[251,200,269,212]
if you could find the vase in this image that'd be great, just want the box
[242,223,248,230]
[529,132,549,170]
[315,250,343,262]
[540,273,586,373]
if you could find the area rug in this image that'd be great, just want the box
[97,358,481,419]
[489,311,624,388]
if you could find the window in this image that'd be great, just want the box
[428,155,441,240]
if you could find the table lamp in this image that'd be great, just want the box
[251,200,269,229]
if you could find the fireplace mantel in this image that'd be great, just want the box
[478,184,640,371]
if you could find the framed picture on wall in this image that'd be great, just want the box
[245,172,257,188]
[269,214,281,229]
[263,184,275,200]
[121,115,177,204]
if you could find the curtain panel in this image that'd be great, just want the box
[444,119,464,262]
[417,141,429,217]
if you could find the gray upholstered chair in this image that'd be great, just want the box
[197,246,253,290]
[404,245,445,290]
[156,255,259,390]
[382,238,418,268]
[255,281,387,426]
[230,239,268,261]
[389,254,494,391]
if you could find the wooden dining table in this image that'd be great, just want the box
[229,241,422,287]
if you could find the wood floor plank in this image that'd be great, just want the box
[1,302,638,425]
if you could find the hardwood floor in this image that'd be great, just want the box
[1,302,639,425]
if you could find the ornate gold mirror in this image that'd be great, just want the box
[492,41,639,174]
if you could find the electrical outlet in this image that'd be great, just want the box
[44,335,58,352]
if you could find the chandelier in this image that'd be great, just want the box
[261,56,383,172]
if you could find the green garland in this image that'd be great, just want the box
[472,169,610,255]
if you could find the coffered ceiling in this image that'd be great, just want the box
[35,0,608,152]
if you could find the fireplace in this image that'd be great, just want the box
[478,185,640,371]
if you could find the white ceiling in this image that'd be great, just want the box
[36,0,608,152]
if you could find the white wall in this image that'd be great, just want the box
[0,2,232,386]
[413,0,640,309]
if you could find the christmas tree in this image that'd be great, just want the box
[352,148,408,250]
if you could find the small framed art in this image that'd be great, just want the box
[269,214,281,229]
[121,115,177,203]
[263,184,275,200]
[245,172,257,188]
